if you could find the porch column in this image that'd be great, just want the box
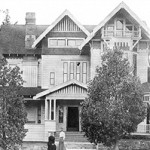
[54,99,56,120]
[45,99,48,120]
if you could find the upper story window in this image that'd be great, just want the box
[49,39,66,47]
[50,72,55,85]
[63,61,88,84]
[144,95,150,103]
[48,38,83,48]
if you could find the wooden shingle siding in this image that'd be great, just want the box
[47,32,87,38]
[51,16,82,32]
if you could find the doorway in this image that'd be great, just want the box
[67,107,79,131]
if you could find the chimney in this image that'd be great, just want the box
[25,12,36,49]
[25,12,36,25]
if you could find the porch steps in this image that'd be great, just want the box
[55,132,88,142]
[55,132,96,149]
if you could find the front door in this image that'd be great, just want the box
[67,107,79,131]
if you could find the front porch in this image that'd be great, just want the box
[24,80,87,142]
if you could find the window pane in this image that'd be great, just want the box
[49,39,57,46]
[51,100,54,120]
[70,62,74,80]
[63,62,68,82]
[37,103,41,124]
[50,72,55,85]
[59,106,63,123]
[58,39,66,46]
[82,62,87,73]
[63,62,68,73]
[82,62,87,83]
[145,96,149,102]
[76,62,81,81]
[68,39,76,46]
[82,74,87,83]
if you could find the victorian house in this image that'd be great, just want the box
[0,2,150,142]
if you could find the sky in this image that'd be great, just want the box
[0,0,150,28]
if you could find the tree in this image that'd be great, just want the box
[81,49,146,150]
[0,59,27,150]
[1,9,11,25]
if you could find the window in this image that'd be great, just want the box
[50,72,55,85]
[63,61,88,83]
[70,62,74,80]
[48,38,83,47]
[51,100,54,120]
[82,62,87,83]
[68,39,83,47]
[47,99,55,120]
[57,39,66,46]
[116,19,124,37]
[9,64,17,68]
[144,96,150,102]
[133,54,137,76]
[49,39,66,47]
[37,103,41,123]
[59,106,64,123]
[76,62,81,81]
[63,62,68,82]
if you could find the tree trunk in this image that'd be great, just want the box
[113,141,119,150]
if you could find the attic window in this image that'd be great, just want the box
[48,38,83,47]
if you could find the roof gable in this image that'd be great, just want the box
[33,79,87,99]
[79,1,150,50]
[32,10,90,48]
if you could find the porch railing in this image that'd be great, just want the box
[137,124,150,133]
[102,30,141,38]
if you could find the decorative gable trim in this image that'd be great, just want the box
[33,79,87,99]
[32,10,90,48]
[79,1,150,50]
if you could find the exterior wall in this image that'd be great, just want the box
[24,124,45,141]
[23,57,38,87]
[137,41,149,83]
[25,100,45,124]
[7,57,41,87]
[90,41,102,79]
[37,59,42,87]
[41,55,90,89]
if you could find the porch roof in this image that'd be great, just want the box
[33,79,87,100]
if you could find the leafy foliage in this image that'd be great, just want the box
[81,49,146,148]
[0,60,27,150]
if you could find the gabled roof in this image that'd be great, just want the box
[33,79,87,99]
[79,1,150,50]
[32,9,90,48]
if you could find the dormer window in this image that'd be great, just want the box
[49,38,66,47]
[48,38,83,48]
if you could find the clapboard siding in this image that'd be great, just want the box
[24,124,45,141]
[137,49,149,83]
[41,55,90,89]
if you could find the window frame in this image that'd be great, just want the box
[48,37,84,48]
[50,72,55,85]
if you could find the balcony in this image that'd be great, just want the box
[102,29,141,39]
